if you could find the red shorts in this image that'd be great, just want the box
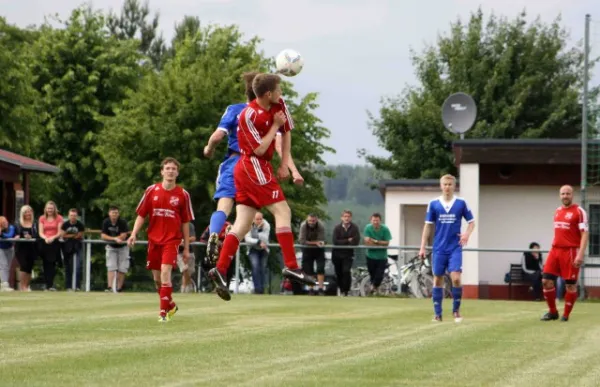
[543,247,580,282]
[146,243,178,271]
[234,159,285,209]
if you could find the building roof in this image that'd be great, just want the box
[453,138,589,165]
[0,149,59,173]
[379,179,459,196]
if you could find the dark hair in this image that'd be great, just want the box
[342,209,352,216]
[242,71,259,101]
[69,208,78,214]
[371,212,382,219]
[161,157,180,170]
[252,73,281,98]
[307,213,317,218]
[109,205,119,212]
[529,242,540,249]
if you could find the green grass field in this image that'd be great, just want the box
[1,292,599,387]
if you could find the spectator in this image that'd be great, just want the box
[298,213,326,295]
[177,222,197,293]
[0,216,15,291]
[364,213,392,295]
[332,210,360,296]
[14,205,38,291]
[522,241,543,301]
[61,209,85,291]
[38,201,63,291]
[101,206,130,292]
[244,212,270,294]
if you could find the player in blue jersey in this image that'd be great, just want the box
[203,72,303,263]
[418,174,475,323]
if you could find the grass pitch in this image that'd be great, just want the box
[1,292,600,386]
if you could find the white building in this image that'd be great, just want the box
[380,139,600,299]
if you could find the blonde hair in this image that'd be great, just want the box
[440,174,456,184]
[43,201,59,219]
[19,205,34,225]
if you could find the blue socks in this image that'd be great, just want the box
[432,287,443,317]
[209,211,227,235]
[452,286,462,313]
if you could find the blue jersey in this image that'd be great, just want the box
[217,103,247,157]
[425,196,474,254]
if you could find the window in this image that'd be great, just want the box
[589,204,600,256]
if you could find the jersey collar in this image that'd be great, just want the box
[438,195,457,213]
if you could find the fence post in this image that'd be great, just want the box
[85,241,91,292]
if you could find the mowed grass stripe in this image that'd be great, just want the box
[0,294,598,387]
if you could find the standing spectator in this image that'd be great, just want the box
[364,213,392,295]
[332,210,360,296]
[0,216,15,291]
[177,222,197,293]
[244,212,271,294]
[61,209,85,291]
[14,205,38,291]
[522,242,543,301]
[38,201,63,291]
[101,206,130,292]
[298,213,326,295]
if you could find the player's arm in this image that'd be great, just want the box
[204,129,227,158]
[419,202,435,257]
[182,222,190,255]
[576,208,590,266]
[128,216,146,245]
[460,202,476,246]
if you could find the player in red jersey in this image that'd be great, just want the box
[208,73,316,301]
[128,157,194,322]
[541,185,589,322]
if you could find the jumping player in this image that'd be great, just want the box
[203,72,303,265]
[419,174,475,323]
[541,185,588,322]
[208,73,316,301]
[128,158,194,322]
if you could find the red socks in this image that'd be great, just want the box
[159,284,173,317]
[543,287,558,314]
[276,227,298,270]
[563,291,577,318]
[216,233,240,274]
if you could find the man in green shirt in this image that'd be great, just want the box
[364,213,392,295]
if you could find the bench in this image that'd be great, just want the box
[508,263,528,300]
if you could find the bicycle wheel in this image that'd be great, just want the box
[417,274,434,298]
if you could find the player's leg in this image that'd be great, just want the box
[560,248,581,321]
[209,204,256,301]
[540,248,560,320]
[265,200,316,286]
[431,253,449,321]
[207,157,238,262]
[448,249,464,323]
[159,244,179,321]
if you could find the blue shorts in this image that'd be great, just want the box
[213,154,239,200]
[432,249,462,276]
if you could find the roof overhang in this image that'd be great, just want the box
[0,149,59,174]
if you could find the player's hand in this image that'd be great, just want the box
[274,111,287,128]
[418,248,427,259]
[182,248,190,264]
[292,171,304,185]
[203,145,215,159]
[127,235,136,248]
[459,233,470,246]
[277,165,290,180]
[574,256,584,268]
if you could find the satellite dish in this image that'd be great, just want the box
[441,92,477,136]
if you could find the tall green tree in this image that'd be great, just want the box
[30,6,143,223]
[98,25,332,231]
[0,18,41,153]
[363,9,595,178]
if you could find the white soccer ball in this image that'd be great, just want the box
[275,49,304,77]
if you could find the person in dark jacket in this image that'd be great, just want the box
[522,241,543,300]
[331,210,360,296]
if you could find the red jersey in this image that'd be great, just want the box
[552,204,588,248]
[136,183,194,245]
[237,98,293,186]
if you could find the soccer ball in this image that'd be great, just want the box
[275,49,304,77]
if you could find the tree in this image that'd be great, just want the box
[29,6,143,223]
[107,0,166,69]
[0,17,41,153]
[363,9,596,179]
[98,24,333,233]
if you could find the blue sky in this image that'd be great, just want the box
[1,0,599,165]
